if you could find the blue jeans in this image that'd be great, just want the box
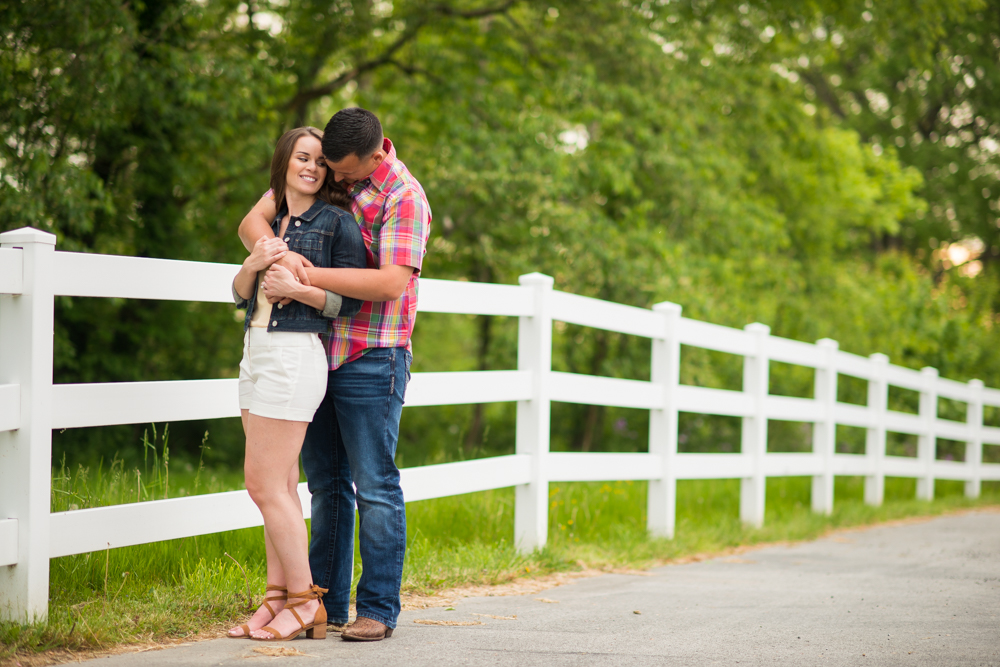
[301,347,410,628]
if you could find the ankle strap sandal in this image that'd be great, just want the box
[253,584,328,641]
[229,584,287,639]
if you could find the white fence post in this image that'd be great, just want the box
[864,353,889,506]
[647,302,682,539]
[812,338,838,515]
[966,379,984,499]
[0,227,57,622]
[740,323,770,528]
[514,272,554,553]
[917,366,939,501]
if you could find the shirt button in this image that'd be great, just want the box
[284,237,290,242]
[295,221,301,227]
[277,303,283,309]
[272,320,278,327]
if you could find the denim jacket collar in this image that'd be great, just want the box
[273,198,329,229]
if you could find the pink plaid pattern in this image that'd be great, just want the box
[325,138,431,369]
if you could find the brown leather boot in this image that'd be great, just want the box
[341,616,394,642]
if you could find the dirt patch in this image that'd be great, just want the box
[412,619,483,627]
[250,646,309,657]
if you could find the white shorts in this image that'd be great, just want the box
[238,328,328,422]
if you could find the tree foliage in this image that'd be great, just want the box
[1,0,998,463]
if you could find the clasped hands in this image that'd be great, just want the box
[246,236,314,305]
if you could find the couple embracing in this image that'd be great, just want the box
[228,108,430,642]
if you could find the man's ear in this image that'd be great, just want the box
[371,149,386,167]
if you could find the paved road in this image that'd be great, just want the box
[87,511,1000,667]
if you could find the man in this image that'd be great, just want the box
[238,107,431,641]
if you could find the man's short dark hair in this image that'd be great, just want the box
[322,107,383,162]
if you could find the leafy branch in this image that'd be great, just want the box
[284,1,518,118]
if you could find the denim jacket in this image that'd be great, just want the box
[234,199,367,333]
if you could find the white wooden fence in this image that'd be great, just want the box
[1,225,999,621]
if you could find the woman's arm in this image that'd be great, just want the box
[234,236,288,300]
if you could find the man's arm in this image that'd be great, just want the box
[304,264,414,302]
[238,196,278,252]
[238,194,313,287]
[306,185,428,302]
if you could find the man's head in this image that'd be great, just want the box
[322,107,386,185]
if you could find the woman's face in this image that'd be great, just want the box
[285,134,327,197]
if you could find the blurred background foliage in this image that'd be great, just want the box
[2,0,999,467]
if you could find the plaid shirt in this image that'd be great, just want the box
[326,138,431,370]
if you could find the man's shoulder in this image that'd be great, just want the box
[384,157,425,194]
[383,170,429,216]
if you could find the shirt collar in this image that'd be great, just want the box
[356,137,395,193]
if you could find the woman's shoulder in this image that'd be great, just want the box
[308,201,354,228]
[314,201,355,221]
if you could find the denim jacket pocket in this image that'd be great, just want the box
[295,229,329,267]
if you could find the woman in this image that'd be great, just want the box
[228,127,366,641]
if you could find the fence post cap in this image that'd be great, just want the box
[869,352,889,364]
[920,366,939,377]
[744,322,770,334]
[0,227,56,246]
[816,338,839,349]
[652,301,682,315]
[969,379,984,389]
[518,272,554,288]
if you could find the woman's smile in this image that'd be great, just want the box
[285,134,327,198]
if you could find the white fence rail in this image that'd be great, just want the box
[1,226,999,620]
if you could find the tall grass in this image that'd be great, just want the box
[2,435,997,660]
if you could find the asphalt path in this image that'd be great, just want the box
[84,510,1000,667]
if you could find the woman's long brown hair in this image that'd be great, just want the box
[268,127,352,214]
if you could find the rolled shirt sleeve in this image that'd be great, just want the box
[321,290,343,318]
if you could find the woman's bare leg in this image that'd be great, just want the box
[228,410,293,637]
[244,414,320,639]
[258,463,300,596]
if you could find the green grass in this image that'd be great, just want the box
[2,451,998,661]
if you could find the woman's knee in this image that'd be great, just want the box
[245,466,277,507]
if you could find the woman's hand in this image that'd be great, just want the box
[261,263,303,303]
[275,251,315,285]
[243,236,288,274]
[234,236,288,302]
